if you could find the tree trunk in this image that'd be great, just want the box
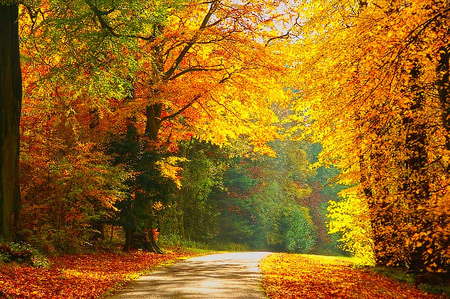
[124,227,132,251]
[0,4,22,241]
[145,103,163,141]
[144,228,163,254]
[404,64,430,273]
[437,45,450,152]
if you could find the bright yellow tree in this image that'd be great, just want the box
[290,0,450,273]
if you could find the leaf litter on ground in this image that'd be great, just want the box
[260,253,448,299]
[0,247,199,298]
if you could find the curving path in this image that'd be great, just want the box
[109,252,271,299]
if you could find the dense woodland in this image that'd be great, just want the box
[0,0,449,278]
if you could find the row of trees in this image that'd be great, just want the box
[4,0,341,255]
[20,98,343,254]
[290,0,449,273]
[1,0,295,243]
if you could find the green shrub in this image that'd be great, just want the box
[0,241,33,264]
[0,240,49,267]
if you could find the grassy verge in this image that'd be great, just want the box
[371,266,450,297]
[260,253,448,299]
[158,235,250,252]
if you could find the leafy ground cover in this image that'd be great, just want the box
[260,253,448,299]
[0,247,201,298]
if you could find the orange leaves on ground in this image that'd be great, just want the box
[261,253,445,299]
[0,248,196,298]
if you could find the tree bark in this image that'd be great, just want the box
[437,45,450,152]
[145,103,163,141]
[124,227,132,251]
[0,4,22,241]
[403,64,430,272]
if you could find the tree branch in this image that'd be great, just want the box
[84,0,157,41]
[159,94,202,123]
[164,0,220,80]
[169,66,224,81]
[265,15,300,46]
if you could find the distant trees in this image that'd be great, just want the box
[159,138,343,254]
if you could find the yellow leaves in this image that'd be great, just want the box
[152,201,170,211]
[136,0,294,150]
[328,187,375,265]
[155,156,187,188]
[261,253,438,299]
[287,0,450,271]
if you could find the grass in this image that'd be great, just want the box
[372,266,450,297]
[300,254,359,266]
[158,234,250,252]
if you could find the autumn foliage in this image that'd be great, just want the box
[0,248,196,298]
[261,253,446,299]
[289,0,450,272]
[0,0,449,296]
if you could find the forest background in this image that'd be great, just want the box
[0,0,448,278]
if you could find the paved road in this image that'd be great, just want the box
[109,252,271,299]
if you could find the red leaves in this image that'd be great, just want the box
[261,253,446,299]
[0,248,196,298]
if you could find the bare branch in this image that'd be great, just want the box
[265,15,301,46]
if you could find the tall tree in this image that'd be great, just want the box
[290,0,450,272]
[0,2,22,241]
[120,0,295,151]
[18,0,181,251]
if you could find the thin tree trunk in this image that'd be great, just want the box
[0,4,22,241]
[404,63,430,272]
[437,45,450,152]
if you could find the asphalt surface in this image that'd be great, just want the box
[108,251,271,298]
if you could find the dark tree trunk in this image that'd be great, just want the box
[143,228,163,254]
[403,64,430,273]
[437,45,450,152]
[0,4,22,241]
[434,43,450,274]
[124,227,132,251]
[361,151,395,266]
[145,103,163,141]
[142,103,164,253]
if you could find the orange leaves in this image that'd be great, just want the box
[288,0,450,272]
[261,253,444,299]
[129,0,294,150]
[0,248,197,298]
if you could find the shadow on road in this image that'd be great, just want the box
[109,252,271,299]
